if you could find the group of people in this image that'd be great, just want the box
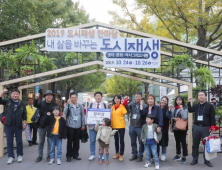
[0,88,216,169]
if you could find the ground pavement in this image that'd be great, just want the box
[0,121,222,170]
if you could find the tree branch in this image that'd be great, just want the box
[209,41,222,49]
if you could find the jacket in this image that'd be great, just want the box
[111,104,127,129]
[43,115,67,139]
[166,107,188,130]
[34,99,57,128]
[141,123,162,144]
[0,97,27,129]
[63,103,85,128]
[126,101,147,128]
[26,105,36,123]
[95,121,117,144]
[139,105,163,127]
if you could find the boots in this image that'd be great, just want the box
[113,153,120,159]
[119,155,123,162]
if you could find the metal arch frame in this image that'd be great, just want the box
[0,61,193,158]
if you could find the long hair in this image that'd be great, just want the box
[174,95,185,107]
[112,95,122,105]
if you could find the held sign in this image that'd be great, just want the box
[86,108,111,125]
[45,28,160,68]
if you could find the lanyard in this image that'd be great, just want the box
[198,104,206,116]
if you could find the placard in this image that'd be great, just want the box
[86,108,111,125]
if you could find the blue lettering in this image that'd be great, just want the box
[137,39,143,51]
[100,39,112,50]
[113,41,121,50]
[151,52,158,59]
[128,43,135,50]
[153,39,159,50]
[144,41,151,51]
[125,39,127,51]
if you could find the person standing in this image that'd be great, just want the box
[25,98,38,146]
[127,92,147,162]
[211,97,219,109]
[159,96,170,161]
[34,90,58,162]
[111,95,128,162]
[188,91,216,167]
[167,96,188,164]
[87,91,107,161]
[63,92,85,162]
[0,89,27,164]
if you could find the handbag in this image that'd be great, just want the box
[174,112,188,131]
[206,135,221,153]
[31,108,40,124]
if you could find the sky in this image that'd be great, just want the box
[77,0,142,24]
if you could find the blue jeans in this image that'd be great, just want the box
[145,144,159,165]
[161,146,167,155]
[89,128,97,156]
[129,126,143,157]
[49,135,62,159]
[4,125,23,158]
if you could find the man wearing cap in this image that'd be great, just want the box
[0,89,27,164]
[34,90,57,162]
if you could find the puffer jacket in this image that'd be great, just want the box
[111,104,127,129]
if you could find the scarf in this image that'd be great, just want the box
[174,105,180,109]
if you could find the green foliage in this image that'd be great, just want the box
[65,52,77,64]
[215,106,222,117]
[194,65,216,87]
[103,75,143,97]
[39,56,57,72]
[193,86,207,99]
[168,54,196,73]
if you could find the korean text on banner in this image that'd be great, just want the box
[86,108,111,125]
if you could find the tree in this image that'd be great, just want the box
[0,0,91,41]
[110,0,222,60]
[102,75,143,97]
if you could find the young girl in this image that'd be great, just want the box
[141,115,162,170]
[43,106,67,165]
[95,118,118,165]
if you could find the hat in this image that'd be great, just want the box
[52,106,59,110]
[43,90,54,97]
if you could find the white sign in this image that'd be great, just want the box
[160,86,167,100]
[86,108,111,125]
[45,28,161,68]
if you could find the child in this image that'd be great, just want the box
[43,106,67,165]
[141,115,162,170]
[94,118,118,165]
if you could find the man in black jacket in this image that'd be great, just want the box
[34,90,57,162]
[0,89,27,164]
[127,92,147,162]
[188,91,216,167]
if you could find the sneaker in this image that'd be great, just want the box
[7,157,14,164]
[89,155,95,161]
[98,156,104,160]
[48,159,54,165]
[155,164,160,170]
[181,157,187,164]
[173,155,181,161]
[144,162,151,168]
[106,160,109,165]
[161,155,166,161]
[57,159,61,165]
[99,160,102,165]
[17,155,23,163]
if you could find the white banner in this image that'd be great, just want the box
[45,28,161,68]
[86,108,111,125]
[160,86,167,100]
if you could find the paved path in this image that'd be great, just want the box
[0,122,221,170]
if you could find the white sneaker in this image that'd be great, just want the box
[7,157,14,164]
[57,159,61,165]
[155,164,160,170]
[161,155,166,161]
[89,155,95,161]
[17,155,23,163]
[144,162,151,168]
[48,159,54,165]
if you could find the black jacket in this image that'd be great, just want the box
[34,99,57,128]
[43,115,67,139]
[139,105,163,127]
[0,97,27,129]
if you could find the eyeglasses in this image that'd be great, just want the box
[198,94,205,97]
